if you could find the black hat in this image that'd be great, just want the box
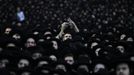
[0,53,14,60]
[15,54,33,64]
[114,41,128,48]
[52,69,66,75]
[34,66,52,75]
[76,54,91,65]
[111,55,133,69]
[17,67,33,75]
[34,56,52,67]
[91,57,110,69]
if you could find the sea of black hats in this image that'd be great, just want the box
[0,0,134,75]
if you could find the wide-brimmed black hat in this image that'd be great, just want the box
[91,57,111,70]
[111,55,134,69]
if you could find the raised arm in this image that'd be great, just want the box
[67,18,79,33]
[56,22,69,39]
[56,18,79,39]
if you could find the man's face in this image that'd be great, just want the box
[91,42,98,49]
[95,48,101,56]
[116,63,130,75]
[25,38,36,48]
[78,65,89,72]
[0,59,9,68]
[6,43,16,47]
[44,31,52,36]
[12,33,21,40]
[126,37,133,42]
[94,63,105,73]
[64,56,74,65]
[41,69,50,74]
[116,45,125,53]
[120,34,126,40]
[5,28,12,34]
[18,59,30,68]
[52,41,58,50]
[44,31,52,40]
[56,64,66,72]
[63,33,72,41]
[49,55,57,62]
[21,72,31,75]
[32,52,42,60]
[38,61,48,67]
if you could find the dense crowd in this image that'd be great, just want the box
[0,0,134,75]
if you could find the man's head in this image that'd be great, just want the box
[12,33,21,40]
[63,33,72,41]
[37,61,49,67]
[116,63,130,75]
[44,30,52,40]
[32,52,43,60]
[18,68,32,75]
[91,42,98,49]
[6,43,16,48]
[4,27,12,35]
[20,71,31,75]
[25,38,36,48]
[0,58,9,68]
[55,64,67,72]
[49,55,57,62]
[52,41,58,50]
[120,34,126,40]
[18,59,30,68]
[116,45,125,53]
[77,65,89,73]
[64,54,74,65]
[126,37,133,42]
[94,63,106,73]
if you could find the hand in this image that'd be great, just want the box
[67,18,79,32]
[67,18,74,24]
[67,18,75,29]
[61,22,69,30]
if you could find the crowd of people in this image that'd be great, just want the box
[0,0,134,75]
